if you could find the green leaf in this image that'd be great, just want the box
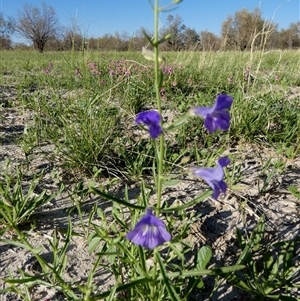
[3,273,44,284]
[107,246,117,264]
[168,243,185,261]
[162,180,182,188]
[0,239,43,254]
[197,280,205,289]
[165,113,190,132]
[236,227,246,248]
[164,265,246,279]
[142,30,154,46]
[288,185,300,199]
[279,295,299,301]
[268,257,279,282]
[107,286,117,301]
[89,185,145,210]
[90,277,150,300]
[223,272,252,291]
[156,251,181,301]
[252,216,265,252]
[138,246,148,273]
[162,190,211,213]
[263,250,275,279]
[196,246,212,270]
[158,33,172,44]
[87,236,102,253]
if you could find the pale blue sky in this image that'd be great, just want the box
[1,0,299,43]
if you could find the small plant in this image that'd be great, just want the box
[220,217,300,300]
[0,160,59,228]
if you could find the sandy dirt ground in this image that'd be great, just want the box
[0,84,299,300]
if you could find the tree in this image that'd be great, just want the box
[61,27,84,51]
[278,22,300,49]
[199,30,221,51]
[221,8,273,51]
[0,13,15,49]
[16,2,59,52]
[128,27,150,51]
[181,28,200,50]
[161,15,186,51]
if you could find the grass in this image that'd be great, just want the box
[3,49,299,174]
[0,46,300,300]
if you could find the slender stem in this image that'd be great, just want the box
[151,3,164,297]
[150,249,158,300]
[153,0,164,215]
[154,0,161,114]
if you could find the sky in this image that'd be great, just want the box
[1,0,299,44]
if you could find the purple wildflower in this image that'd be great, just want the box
[161,65,173,75]
[190,157,230,200]
[191,94,233,133]
[160,88,166,95]
[126,208,171,249]
[160,88,166,100]
[87,61,97,69]
[136,110,162,139]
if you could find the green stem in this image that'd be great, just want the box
[154,0,161,114]
[150,249,158,300]
[153,0,164,215]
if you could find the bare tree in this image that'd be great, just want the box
[161,15,186,51]
[128,27,149,51]
[16,2,59,52]
[61,27,84,51]
[181,28,200,50]
[279,21,300,49]
[199,31,221,51]
[0,13,15,49]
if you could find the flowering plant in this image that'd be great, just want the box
[97,3,246,300]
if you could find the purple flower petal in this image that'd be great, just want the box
[126,208,171,249]
[135,110,163,139]
[149,125,162,139]
[213,94,233,111]
[193,106,214,117]
[218,156,230,167]
[192,94,233,133]
[190,157,230,200]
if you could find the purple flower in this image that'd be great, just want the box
[191,94,233,133]
[126,208,171,249]
[190,157,230,200]
[135,110,162,139]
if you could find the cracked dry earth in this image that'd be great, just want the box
[0,85,300,301]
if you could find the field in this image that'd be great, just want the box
[0,48,300,301]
